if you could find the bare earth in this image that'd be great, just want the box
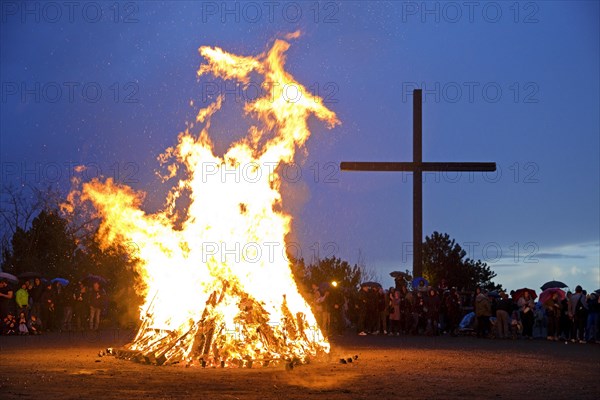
[1,330,598,399]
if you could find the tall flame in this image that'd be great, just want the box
[78,33,339,366]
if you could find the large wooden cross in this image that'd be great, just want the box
[340,89,496,278]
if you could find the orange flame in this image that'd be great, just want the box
[77,33,339,366]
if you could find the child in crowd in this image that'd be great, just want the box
[3,313,17,335]
[28,314,42,335]
[18,311,29,335]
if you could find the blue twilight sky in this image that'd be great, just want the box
[1,1,598,291]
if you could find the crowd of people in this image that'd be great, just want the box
[3,274,598,346]
[311,280,600,344]
[0,277,107,335]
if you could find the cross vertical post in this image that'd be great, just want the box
[413,89,423,278]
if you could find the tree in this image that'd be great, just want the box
[306,256,363,290]
[291,256,365,328]
[4,209,77,279]
[422,231,502,291]
[0,184,59,265]
[0,184,143,327]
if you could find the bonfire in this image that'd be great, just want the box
[68,32,339,367]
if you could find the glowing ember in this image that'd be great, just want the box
[74,33,339,366]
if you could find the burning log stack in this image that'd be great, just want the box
[110,280,326,367]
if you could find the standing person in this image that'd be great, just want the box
[40,283,56,331]
[0,279,14,320]
[26,281,34,309]
[398,285,410,334]
[585,292,599,343]
[15,283,29,315]
[89,281,105,331]
[569,285,588,343]
[388,290,401,335]
[475,288,492,338]
[543,292,562,341]
[495,292,512,339]
[53,282,66,332]
[73,282,88,331]
[328,285,344,335]
[311,284,323,329]
[387,287,395,332]
[62,284,76,331]
[30,278,44,320]
[425,288,441,336]
[375,287,388,335]
[366,286,379,334]
[445,288,461,336]
[559,292,572,340]
[357,285,369,335]
[411,291,426,335]
[316,288,331,335]
[518,291,535,339]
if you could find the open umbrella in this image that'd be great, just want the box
[390,271,411,280]
[51,277,70,286]
[512,288,537,301]
[539,287,566,305]
[411,277,429,289]
[540,280,568,291]
[360,281,382,289]
[18,271,44,281]
[81,274,108,286]
[0,272,19,285]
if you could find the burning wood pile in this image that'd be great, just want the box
[111,281,326,367]
[69,32,337,367]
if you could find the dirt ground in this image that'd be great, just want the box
[1,330,598,400]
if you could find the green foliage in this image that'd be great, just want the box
[290,256,362,326]
[5,210,77,279]
[422,231,502,291]
[293,256,363,291]
[1,204,143,327]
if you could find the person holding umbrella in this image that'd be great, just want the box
[518,291,535,339]
[543,292,562,341]
[356,285,369,335]
[0,279,14,320]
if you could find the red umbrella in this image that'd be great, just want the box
[512,288,537,301]
[539,288,566,304]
